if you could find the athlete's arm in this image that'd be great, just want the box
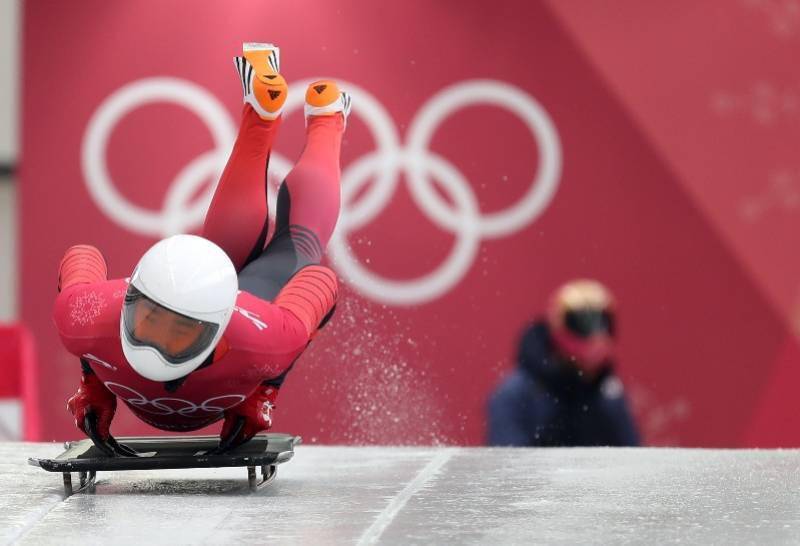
[53,245,110,347]
[219,266,338,447]
[58,244,108,292]
[273,265,338,338]
[53,245,118,439]
[66,359,117,440]
[235,264,339,360]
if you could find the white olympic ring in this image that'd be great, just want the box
[82,78,235,237]
[82,77,561,305]
[104,381,245,418]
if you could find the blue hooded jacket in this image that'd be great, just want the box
[487,321,640,447]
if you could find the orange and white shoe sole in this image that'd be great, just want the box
[304,80,352,124]
[234,42,287,119]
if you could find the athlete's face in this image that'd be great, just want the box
[131,298,206,356]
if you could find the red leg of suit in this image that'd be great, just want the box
[236,113,344,301]
[278,114,344,257]
[202,105,281,271]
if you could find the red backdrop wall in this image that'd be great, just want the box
[20,0,800,445]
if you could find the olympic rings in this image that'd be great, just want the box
[104,381,245,418]
[82,77,561,305]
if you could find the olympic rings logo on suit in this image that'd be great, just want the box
[82,77,562,306]
[104,381,245,418]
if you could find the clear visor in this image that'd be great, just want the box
[122,286,219,364]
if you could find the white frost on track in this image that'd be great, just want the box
[356,449,456,546]
[2,493,61,546]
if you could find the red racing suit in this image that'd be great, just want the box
[54,266,337,432]
[56,104,344,436]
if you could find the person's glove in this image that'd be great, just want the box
[66,371,117,440]
[219,384,279,448]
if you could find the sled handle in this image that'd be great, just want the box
[107,436,140,457]
[84,413,116,457]
[84,413,139,458]
[209,416,246,455]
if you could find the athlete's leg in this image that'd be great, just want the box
[201,106,281,271]
[277,113,345,253]
[239,81,349,300]
[202,43,287,271]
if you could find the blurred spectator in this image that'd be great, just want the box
[487,280,639,447]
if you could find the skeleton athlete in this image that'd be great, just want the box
[53,43,350,447]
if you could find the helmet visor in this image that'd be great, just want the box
[122,286,219,364]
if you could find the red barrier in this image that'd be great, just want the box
[0,324,36,440]
[0,326,22,398]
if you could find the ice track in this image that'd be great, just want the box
[2,443,800,545]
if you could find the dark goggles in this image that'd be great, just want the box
[122,286,219,364]
[563,309,615,338]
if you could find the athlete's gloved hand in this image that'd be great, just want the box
[66,371,117,440]
[219,384,278,448]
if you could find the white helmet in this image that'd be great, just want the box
[120,234,238,382]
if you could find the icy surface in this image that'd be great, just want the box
[3,443,800,545]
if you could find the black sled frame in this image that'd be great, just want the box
[29,433,301,497]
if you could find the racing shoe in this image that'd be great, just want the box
[304,80,352,125]
[233,42,287,120]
